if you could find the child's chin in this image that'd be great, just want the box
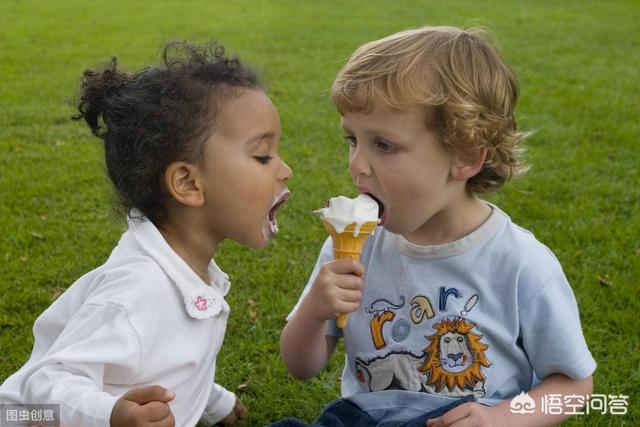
[380,220,399,234]
[252,226,274,248]
[234,229,270,249]
[254,238,271,249]
[244,235,270,249]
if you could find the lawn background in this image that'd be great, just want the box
[0,0,638,426]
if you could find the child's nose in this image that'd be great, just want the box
[349,146,372,177]
[279,159,293,181]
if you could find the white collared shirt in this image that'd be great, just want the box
[0,215,236,426]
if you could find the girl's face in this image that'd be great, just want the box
[342,103,465,240]
[201,89,292,248]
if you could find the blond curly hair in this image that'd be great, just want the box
[331,26,528,193]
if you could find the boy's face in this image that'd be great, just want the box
[199,89,292,248]
[342,104,464,238]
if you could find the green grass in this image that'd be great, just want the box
[1,0,638,425]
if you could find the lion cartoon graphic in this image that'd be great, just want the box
[418,317,490,396]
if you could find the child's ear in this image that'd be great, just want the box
[164,162,205,208]
[451,146,488,182]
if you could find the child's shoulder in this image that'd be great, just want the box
[496,208,561,269]
[493,207,572,298]
[82,252,172,310]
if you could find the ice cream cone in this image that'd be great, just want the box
[322,220,377,328]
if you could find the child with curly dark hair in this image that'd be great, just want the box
[0,41,292,427]
[278,26,594,427]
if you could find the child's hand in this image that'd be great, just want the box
[110,385,175,427]
[306,259,365,322]
[426,402,505,427]
[217,396,246,426]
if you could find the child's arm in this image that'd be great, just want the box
[19,303,176,427]
[427,373,593,427]
[280,259,365,379]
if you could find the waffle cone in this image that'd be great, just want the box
[322,220,377,260]
[322,220,377,328]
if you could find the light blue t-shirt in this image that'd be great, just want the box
[291,204,596,422]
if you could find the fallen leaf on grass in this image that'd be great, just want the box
[598,276,613,287]
[247,299,258,322]
[20,256,28,262]
[31,231,44,240]
[237,380,249,390]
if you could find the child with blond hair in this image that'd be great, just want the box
[0,41,292,426]
[277,26,595,427]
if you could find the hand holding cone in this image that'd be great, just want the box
[315,194,380,328]
[322,220,377,328]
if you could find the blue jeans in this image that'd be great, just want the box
[267,394,476,427]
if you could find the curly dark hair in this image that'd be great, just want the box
[73,41,262,225]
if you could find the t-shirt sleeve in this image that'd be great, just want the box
[518,268,596,381]
[287,237,343,337]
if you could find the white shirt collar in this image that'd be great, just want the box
[126,213,230,319]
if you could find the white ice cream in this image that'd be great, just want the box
[315,194,379,236]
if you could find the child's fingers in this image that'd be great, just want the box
[235,408,246,423]
[336,274,364,291]
[339,288,362,303]
[141,401,172,422]
[427,402,474,427]
[149,411,176,427]
[337,301,361,316]
[335,289,363,314]
[234,398,247,420]
[123,385,175,405]
[328,259,365,276]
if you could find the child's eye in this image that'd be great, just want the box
[255,156,273,164]
[344,135,357,146]
[375,140,396,153]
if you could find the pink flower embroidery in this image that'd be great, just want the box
[194,296,208,311]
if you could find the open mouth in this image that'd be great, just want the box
[268,190,291,234]
[364,192,386,226]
